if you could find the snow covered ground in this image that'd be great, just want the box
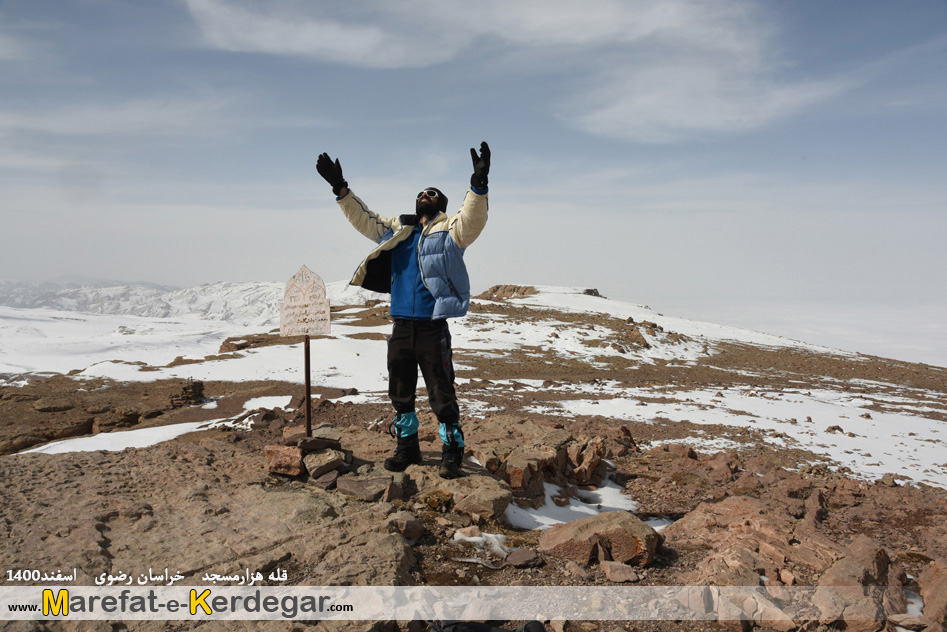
[2,282,945,491]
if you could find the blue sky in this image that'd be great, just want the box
[2,2,946,327]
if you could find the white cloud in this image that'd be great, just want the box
[542,1,852,142]
[181,0,850,142]
[183,0,764,65]
[563,62,851,143]
[183,0,471,68]
[0,96,234,137]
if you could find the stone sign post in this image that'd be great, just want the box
[280,265,330,437]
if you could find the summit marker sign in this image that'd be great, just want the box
[280,265,330,437]
[280,266,330,337]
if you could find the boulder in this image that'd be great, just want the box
[264,445,305,476]
[453,481,512,522]
[567,438,608,486]
[663,494,843,587]
[538,511,662,567]
[382,480,403,502]
[813,535,904,632]
[675,586,714,617]
[414,471,513,521]
[919,558,947,626]
[282,425,306,445]
[501,444,558,493]
[472,447,501,474]
[691,543,763,586]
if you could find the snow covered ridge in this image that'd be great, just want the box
[490,285,848,358]
[0,278,846,357]
[0,280,385,328]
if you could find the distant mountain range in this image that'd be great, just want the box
[0,279,383,328]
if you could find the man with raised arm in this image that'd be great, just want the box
[316,143,490,479]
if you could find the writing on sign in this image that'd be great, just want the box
[280,265,330,336]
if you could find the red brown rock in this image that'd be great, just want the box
[813,535,904,632]
[297,436,343,452]
[888,614,932,631]
[538,511,662,567]
[472,448,500,473]
[281,424,306,446]
[308,470,338,489]
[601,561,639,583]
[387,511,424,541]
[567,438,608,486]
[382,480,403,502]
[919,558,947,626]
[336,475,392,502]
[264,445,305,476]
[302,449,344,479]
[506,549,540,568]
[502,444,558,490]
[663,494,843,587]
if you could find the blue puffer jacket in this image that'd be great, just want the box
[337,187,489,320]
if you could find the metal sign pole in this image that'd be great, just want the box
[305,334,312,438]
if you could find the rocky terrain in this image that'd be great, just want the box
[1,284,946,632]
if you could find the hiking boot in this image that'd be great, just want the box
[439,445,465,479]
[384,433,421,472]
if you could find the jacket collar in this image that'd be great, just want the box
[400,212,445,231]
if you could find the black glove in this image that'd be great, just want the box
[316,152,348,196]
[470,141,490,190]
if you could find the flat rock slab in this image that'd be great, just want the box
[337,475,394,502]
[284,423,343,447]
[414,470,513,521]
[506,548,541,568]
[309,470,339,490]
[298,436,343,452]
[32,397,75,412]
[539,511,662,567]
[601,560,639,583]
[303,449,345,479]
[311,423,344,443]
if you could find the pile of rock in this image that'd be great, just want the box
[264,422,408,501]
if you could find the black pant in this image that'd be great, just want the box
[387,319,460,425]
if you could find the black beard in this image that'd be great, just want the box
[416,200,437,218]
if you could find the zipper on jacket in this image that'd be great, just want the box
[447,278,462,300]
[416,213,443,291]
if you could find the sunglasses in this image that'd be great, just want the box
[416,189,439,199]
